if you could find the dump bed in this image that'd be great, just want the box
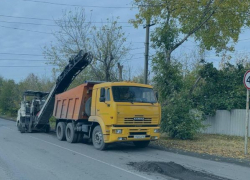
[53,83,95,120]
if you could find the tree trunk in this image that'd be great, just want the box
[166,50,171,64]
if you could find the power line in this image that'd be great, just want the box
[0,14,132,24]
[0,65,55,67]
[0,25,52,34]
[0,59,47,61]
[0,20,57,27]
[133,52,145,55]
[0,20,134,28]
[0,14,54,21]
[21,0,134,9]
[126,57,144,61]
[130,47,145,50]
[0,52,45,56]
[0,18,134,26]
[0,56,145,62]
[0,50,145,57]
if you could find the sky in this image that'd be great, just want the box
[0,0,250,82]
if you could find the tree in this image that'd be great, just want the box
[132,69,144,84]
[44,8,92,66]
[91,19,130,81]
[131,0,250,63]
[43,8,94,87]
[130,0,250,139]
[193,61,248,115]
[18,73,54,94]
[0,79,19,116]
[44,9,130,85]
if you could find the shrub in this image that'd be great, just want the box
[161,92,205,140]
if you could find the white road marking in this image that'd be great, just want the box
[3,126,153,180]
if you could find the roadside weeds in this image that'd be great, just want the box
[151,134,250,162]
[0,114,15,121]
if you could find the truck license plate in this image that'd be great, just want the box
[134,135,146,139]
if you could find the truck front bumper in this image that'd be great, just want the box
[103,126,160,143]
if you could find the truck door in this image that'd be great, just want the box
[96,87,111,123]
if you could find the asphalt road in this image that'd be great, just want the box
[0,118,249,180]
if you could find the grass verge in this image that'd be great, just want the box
[151,134,250,160]
[0,114,16,121]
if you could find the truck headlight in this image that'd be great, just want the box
[154,129,160,133]
[115,129,122,134]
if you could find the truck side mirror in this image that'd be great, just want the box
[99,88,105,102]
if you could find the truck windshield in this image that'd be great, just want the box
[112,86,157,103]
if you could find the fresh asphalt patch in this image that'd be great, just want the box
[128,161,232,180]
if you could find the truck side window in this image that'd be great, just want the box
[99,88,106,102]
[106,88,110,101]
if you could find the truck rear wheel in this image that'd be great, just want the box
[66,123,78,143]
[133,141,150,148]
[56,122,66,141]
[92,125,107,150]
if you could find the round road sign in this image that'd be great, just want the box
[243,70,250,89]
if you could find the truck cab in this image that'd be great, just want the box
[89,82,161,149]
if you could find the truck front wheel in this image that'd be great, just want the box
[133,141,150,148]
[92,125,107,150]
[17,121,25,133]
[17,121,21,131]
[56,122,66,141]
[65,123,78,143]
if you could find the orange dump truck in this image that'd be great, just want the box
[53,81,161,150]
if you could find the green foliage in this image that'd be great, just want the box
[132,71,144,84]
[0,79,19,116]
[49,116,56,129]
[132,0,250,139]
[0,74,54,117]
[131,0,250,60]
[152,54,183,102]
[161,91,205,140]
[153,55,205,139]
[193,62,247,115]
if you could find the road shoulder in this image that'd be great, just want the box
[150,143,250,168]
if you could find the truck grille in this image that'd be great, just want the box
[124,117,152,124]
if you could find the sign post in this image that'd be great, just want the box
[243,70,250,155]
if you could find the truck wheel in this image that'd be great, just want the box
[17,121,21,131]
[44,124,50,133]
[56,122,66,141]
[133,141,150,148]
[66,123,78,143]
[92,125,107,150]
[19,124,25,133]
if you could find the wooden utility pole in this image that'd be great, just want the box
[118,63,123,81]
[143,19,155,84]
